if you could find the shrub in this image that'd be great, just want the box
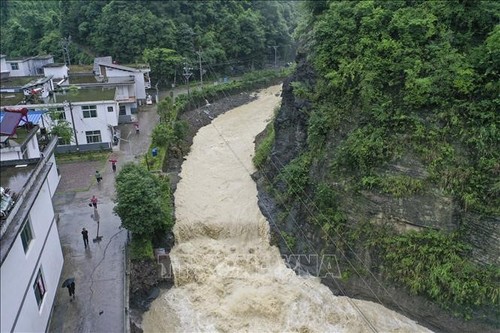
[129,237,154,260]
[253,123,275,169]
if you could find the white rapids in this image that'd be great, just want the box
[142,85,432,333]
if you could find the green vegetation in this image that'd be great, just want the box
[114,163,172,239]
[265,0,500,317]
[253,119,276,169]
[361,175,424,198]
[376,230,500,318]
[1,1,300,80]
[54,151,109,163]
[129,237,154,260]
[148,68,290,174]
[280,230,297,251]
[305,0,499,215]
[278,153,312,200]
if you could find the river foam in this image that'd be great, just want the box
[142,85,432,333]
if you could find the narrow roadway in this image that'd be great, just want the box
[48,104,157,333]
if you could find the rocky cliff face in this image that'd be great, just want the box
[255,50,499,333]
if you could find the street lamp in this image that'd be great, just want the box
[63,100,80,152]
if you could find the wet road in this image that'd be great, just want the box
[49,104,158,333]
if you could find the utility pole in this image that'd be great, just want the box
[64,100,79,152]
[272,45,278,68]
[60,36,72,66]
[182,63,193,98]
[92,208,102,242]
[196,49,203,88]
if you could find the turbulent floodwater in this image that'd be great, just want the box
[142,85,432,333]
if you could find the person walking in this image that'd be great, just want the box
[109,159,117,172]
[134,123,139,134]
[95,170,102,183]
[81,228,89,248]
[90,195,98,209]
[67,281,75,301]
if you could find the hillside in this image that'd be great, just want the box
[0,0,300,76]
[255,1,499,332]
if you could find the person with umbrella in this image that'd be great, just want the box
[62,278,76,301]
[109,158,117,172]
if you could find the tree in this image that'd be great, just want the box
[114,163,168,238]
[142,48,183,86]
[49,121,73,144]
[48,106,73,144]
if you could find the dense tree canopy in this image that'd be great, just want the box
[1,0,300,74]
[114,163,168,238]
[304,0,500,215]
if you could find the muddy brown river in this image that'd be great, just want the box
[142,85,431,332]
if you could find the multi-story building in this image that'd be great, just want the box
[0,109,62,332]
[1,55,152,152]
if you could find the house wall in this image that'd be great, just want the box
[26,133,41,159]
[46,153,60,196]
[67,101,118,145]
[31,59,54,75]
[5,57,54,77]
[0,147,25,161]
[133,72,147,100]
[100,65,148,102]
[0,135,41,162]
[0,56,8,76]
[0,174,63,333]
[6,60,31,77]
[43,66,68,79]
[115,85,135,101]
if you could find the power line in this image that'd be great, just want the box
[195,62,383,331]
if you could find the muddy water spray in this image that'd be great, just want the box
[143,86,431,332]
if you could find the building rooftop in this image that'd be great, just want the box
[0,164,36,197]
[99,62,151,73]
[1,76,39,89]
[0,93,25,107]
[43,63,66,68]
[6,55,53,62]
[69,64,94,73]
[50,87,116,103]
[68,74,98,84]
[22,76,53,89]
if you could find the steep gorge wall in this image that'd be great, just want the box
[255,51,499,333]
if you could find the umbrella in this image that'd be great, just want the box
[61,278,75,288]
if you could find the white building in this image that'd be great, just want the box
[0,55,9,79]
[96,62,151,104]
[43,63,69,88]
[0,116,62,332]
[1,55,151,152]
[1,55,54,77]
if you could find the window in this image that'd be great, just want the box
[33,269,46,308]
[11,63,19,70]
[82,105,97,118]
[86,130,102,143]
[107,106,114,112]
[21,219,33,253]
[119,105,126,115]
